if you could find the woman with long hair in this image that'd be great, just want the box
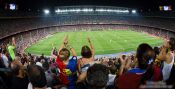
[77,37,95,83]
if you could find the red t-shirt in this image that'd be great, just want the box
[152,65,163,81]
[117,73,143,89]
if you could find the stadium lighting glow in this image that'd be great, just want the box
[55,8,129,14]
[44,9,50,14]
[132,10,137,14]
[9,4,16,10]
[82,8,93,12]
[55,8,93,13]
[95,9,129,13]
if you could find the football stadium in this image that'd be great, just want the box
[26,30,163,56]
[0,1,175,89]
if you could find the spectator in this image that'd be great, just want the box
[157,37,175,84]
[51,43,58,57]
[21,53,28,65]
[77,37,95,83]
[27,64,50,89]
[55,35,77,89]
[11,57,29,89]
[50,63,61,89]
[1,49,9,68]
[116,43,155,89]
[42,62,53,87]
[0,49,6,68]
[107,61,117,89]
[76,64,109,89]
[7,37,16,61]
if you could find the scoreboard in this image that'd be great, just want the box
[5,3,18,11]
[159,5,172,11]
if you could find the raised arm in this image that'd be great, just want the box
[58,35,68,55]
[87,37,95,57]
[118,55,126,76]
[58,35,77,56]
[65,35,77,56]
[66,45,77,57]
[51,43,57,59]
[156,44,169,61]
[124,56,133,71]
[12,37,16,47]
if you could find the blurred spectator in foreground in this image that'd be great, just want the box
[116,43,155,89]
[76,64,109,89]
[27,64,51,89]
[11,57,29,89]
[7,37,16,61]
[157,37,175,85]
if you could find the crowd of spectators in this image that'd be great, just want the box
[0,35,175,89]
[1,24,174,54]
[0,14,175,89]
[1,15,175,39]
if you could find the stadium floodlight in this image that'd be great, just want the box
[43,9,50,14]
[132,10,137,14]
[82,8,93,12]
[95,9,129,13]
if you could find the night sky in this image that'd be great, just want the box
[0,0,174,11]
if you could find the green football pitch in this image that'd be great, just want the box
[25,30,164,56]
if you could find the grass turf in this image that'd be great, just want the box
[25,29,164,56]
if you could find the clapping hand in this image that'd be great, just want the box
[12,37,15,41]
[119,55,126,66]
[157,46,167,61]
[87,37,91,43]
[64,35,68,45]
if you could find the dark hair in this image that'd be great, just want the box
[53,48,58,56]
[42,62,49,71]
[154,47,160,56]
[59,48,70,58]
[81,45,92,58]
[169,38,175,51]
[87,64,109,89]
[11,63,20,76]
[109,66,117,75]
[27,65,47,88]
[141,64,154,84]
[136,43,153,69]
[122,55,126,59]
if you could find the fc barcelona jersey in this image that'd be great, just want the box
[56,56,77,89]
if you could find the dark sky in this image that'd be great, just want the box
[0,0,174,11]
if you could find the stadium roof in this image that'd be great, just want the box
[0,0,174,11]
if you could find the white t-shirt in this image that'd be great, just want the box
[162,54,174,81]
[107,74,116,86]
[2,54,9,68]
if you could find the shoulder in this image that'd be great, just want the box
[117,73,143,89]
[69,56,78,65]
[78,58,83,63]
[8,45,15,49]
[117,72,143,82]
[70,56,78,61]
